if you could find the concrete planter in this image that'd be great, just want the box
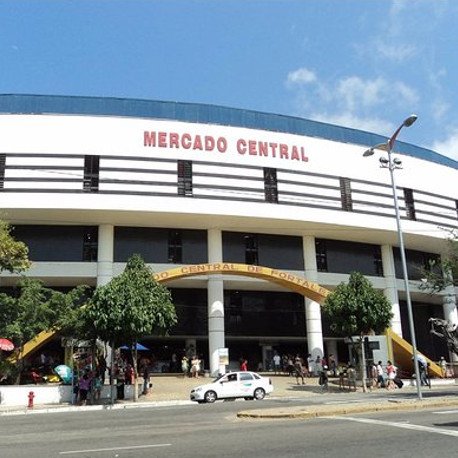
[0,384,141,407]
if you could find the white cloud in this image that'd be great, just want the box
[285,70,418,138]
[431,127,458,160]
[375,40,417,62]
[336,77,387,111]
[286,67,317,86]
[311,111,394,137]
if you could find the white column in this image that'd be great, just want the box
[97,224,114,381]
[97,224,114,286]
[381,245,403,336]
[303,236,324,359]
[443,283,458,363]
[207,229,225,376]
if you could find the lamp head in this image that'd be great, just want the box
[403,114,418,127]
[363,148,374,157]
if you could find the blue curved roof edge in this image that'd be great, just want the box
[1,93,456,170]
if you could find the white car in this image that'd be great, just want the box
[190,371,273,403]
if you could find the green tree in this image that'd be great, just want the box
[0,278,88,383]
[85,254,177,401]
[0,220,31,273]
[322,271,393,392]
[421,230,458,293]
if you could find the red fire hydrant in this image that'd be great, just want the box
[27,391,35,409]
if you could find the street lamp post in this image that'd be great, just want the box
[363,114,423,400]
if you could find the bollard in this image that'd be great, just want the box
[27,391,35,409]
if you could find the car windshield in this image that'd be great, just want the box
[213,373,237,383]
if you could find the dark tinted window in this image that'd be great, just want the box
[393,248,439,280]
[12,225,98,262]
[83,155,100,192]
[316,239,383,276]
[223,232,303,270]
[169,288,207,336]
[224,290,305,337]
[115,227,207,263]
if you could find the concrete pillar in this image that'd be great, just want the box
[443,284,458,363]
[207,229,226,376]
[97,224,114,380]
[97,224,114,286]
[303,235,324,359]
[381,244,403,336]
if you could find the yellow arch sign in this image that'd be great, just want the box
[153,263,329,303]
[10,263,329,362]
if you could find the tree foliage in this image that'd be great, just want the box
[421,230,458,293]
[0,278,89,349]
[0,220,31,274]
[85,254,177,346]
[322,271,393,337]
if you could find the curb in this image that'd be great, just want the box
[0,399,194,416]
[237,398,458,419]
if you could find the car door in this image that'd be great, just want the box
[217,373,240,399]
[238,372,255,397]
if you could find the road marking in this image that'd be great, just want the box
[59,443,171,455]
[328,416,458,438]
[433,410,458,414]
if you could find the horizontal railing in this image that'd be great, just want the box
[1,152,457,229]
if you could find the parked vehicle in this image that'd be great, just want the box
[190,371,273,404]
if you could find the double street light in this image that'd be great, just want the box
[363,114,423,400]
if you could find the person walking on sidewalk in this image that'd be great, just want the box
[386,360,397,390]
[294,355,305,385]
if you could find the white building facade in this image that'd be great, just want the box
[1,95,457,374]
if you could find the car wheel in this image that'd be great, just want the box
[204,390,217,403]
[253,388,265,400]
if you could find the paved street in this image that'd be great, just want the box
[2,375,458,457]
[1,399,458,457]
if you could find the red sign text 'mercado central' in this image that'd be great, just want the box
[144,130,309,163]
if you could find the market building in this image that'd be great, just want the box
[1,94,457,375]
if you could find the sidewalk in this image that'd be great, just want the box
[1,374,457,417]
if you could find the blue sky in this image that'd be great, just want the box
[1,0,457,160]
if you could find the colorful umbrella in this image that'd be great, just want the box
[0,338,14,351]
[54,365,73,384]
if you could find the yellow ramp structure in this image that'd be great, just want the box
[8,329,56,364]
[387,328,442,378]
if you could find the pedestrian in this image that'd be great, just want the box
[272,353,281,374]
[142,364,150,395]
[346,364,357,391]
[190,355,200,378]
[315,355,322,376]
[92,373,102,402]
[370,362,378,389]
[240,359,248,371]
[328,354,337,377]
[376,360,385,388]
[78,372,92,405]
[294,355,305,385]
[307,354,314,377]
[319,365,329,392]
[386,360,397,390]
[439,356,447,378]
[413,354,429,386]
[181,355,189,378]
